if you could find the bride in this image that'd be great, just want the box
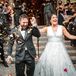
[33,14,76,76]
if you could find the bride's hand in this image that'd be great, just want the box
[35,56,39,62]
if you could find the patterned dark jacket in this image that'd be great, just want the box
[8,26,40,62]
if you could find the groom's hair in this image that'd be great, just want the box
[19,14,29,22]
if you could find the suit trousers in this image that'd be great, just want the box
[15,50,35,76]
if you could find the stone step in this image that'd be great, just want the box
[71,56,76,64]
[33,37,47,42]
[70,56,76,60]
[68,51,76,56]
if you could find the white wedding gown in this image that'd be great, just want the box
[34,25,76,76]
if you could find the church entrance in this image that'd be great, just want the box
[14,0,57,25]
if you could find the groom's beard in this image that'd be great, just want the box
[21,25,29,30]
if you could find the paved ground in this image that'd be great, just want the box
[0,60,33,76]
[0,63,15,76]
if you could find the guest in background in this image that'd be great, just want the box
[43,1,54,26]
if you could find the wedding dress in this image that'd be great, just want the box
[34,25,76,76]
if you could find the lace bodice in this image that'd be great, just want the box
[47,25,64,42]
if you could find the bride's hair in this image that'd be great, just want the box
[50,14,57,25]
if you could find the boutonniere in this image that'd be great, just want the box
[17,40,22,44]
[27,28,32,33]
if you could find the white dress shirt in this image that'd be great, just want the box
[21,30,25,39]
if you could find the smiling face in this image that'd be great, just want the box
[50,14,58,26]
[19,18,29,29]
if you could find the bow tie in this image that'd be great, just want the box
[21,28,26,31]
[21,27,29,31]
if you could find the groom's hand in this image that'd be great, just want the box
[30,17,37,26]
[6,56,13,64]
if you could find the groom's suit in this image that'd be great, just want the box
[8,26,40,76]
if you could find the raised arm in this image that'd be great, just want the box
[30,17,47,34]
[62,26,76,39]
[39,27,47,33]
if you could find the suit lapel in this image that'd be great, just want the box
[17,27,25,40]
[24,28,32,41]
[18,29,29,41]
[24,30,30,41]
[17,26,32,41]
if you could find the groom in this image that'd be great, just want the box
[6,14,41,76]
